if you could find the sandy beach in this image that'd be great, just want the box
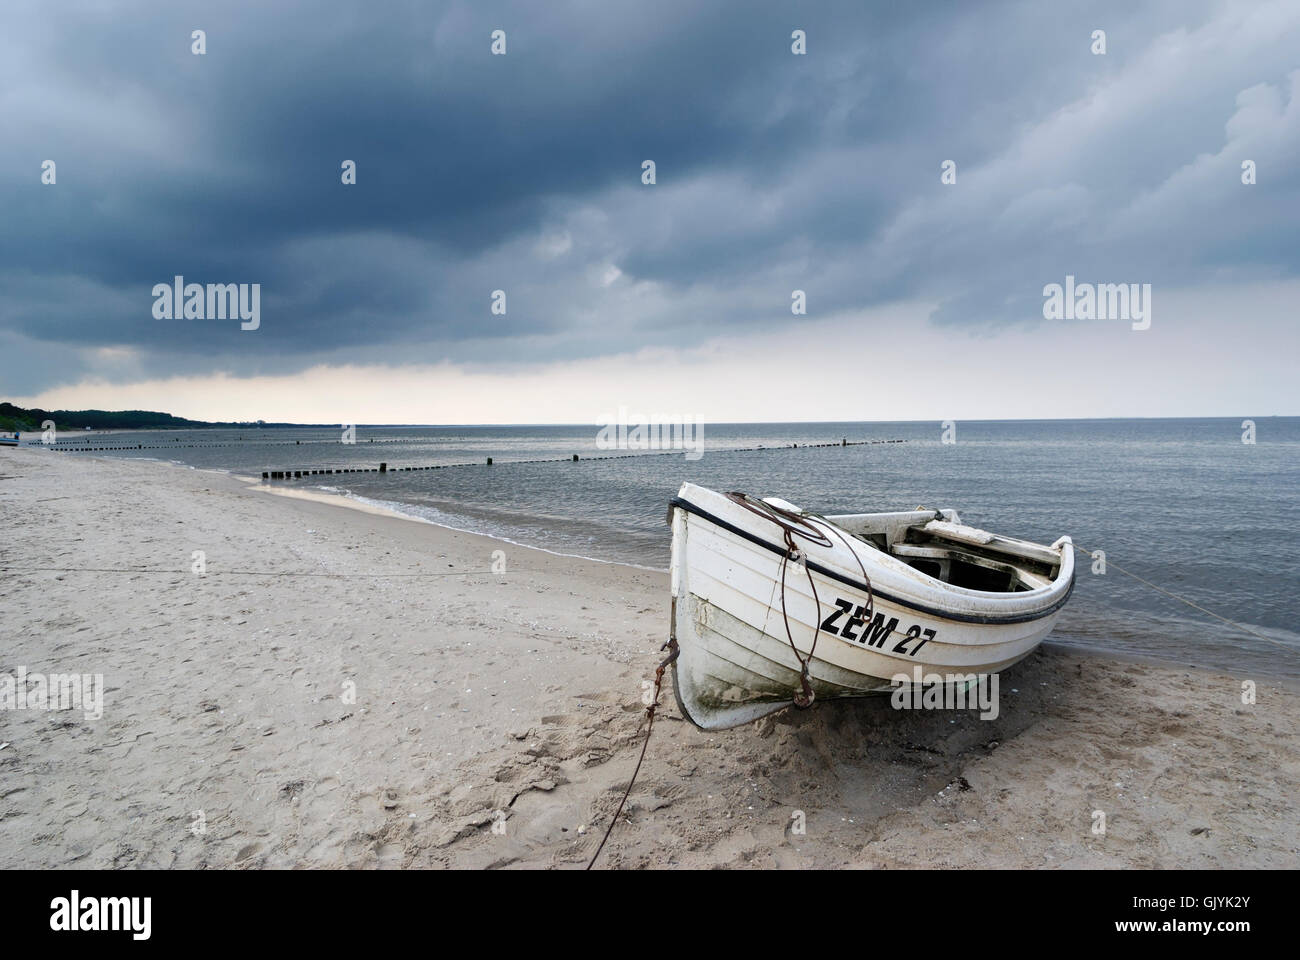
[1,446,1296,869]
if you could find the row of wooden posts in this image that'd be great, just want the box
[48,438,399,451]
[260,438,906,481]
[266,462,459,479]
[45,437,906,459]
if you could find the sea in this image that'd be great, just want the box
[27,418,1300,680]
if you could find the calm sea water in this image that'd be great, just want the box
[34,419,1300,680]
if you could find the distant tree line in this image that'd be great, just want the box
[0,402,297,432]
[0,402,214,432]
[0,401,344,433]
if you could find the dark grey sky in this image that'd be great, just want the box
[2,0,1297,419]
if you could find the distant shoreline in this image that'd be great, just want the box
[5,405,1299,434]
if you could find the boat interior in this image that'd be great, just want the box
[820,508,1065,594]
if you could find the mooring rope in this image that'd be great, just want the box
[1067,542,1290,651]
[586,638,678,870]
[586,495,879,867]
[724,492,874,707]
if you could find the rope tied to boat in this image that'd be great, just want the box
[586,637,679,870]
[725,492,874,709]
[1067,542,1290,650]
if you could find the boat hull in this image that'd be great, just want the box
[668,484,1073,730]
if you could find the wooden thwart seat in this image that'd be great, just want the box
[917,519,1062,567]
[889,543,1054,590]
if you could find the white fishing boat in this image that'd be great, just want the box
[666,482,1074,729]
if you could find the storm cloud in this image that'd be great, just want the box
[1,0,1297,405]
